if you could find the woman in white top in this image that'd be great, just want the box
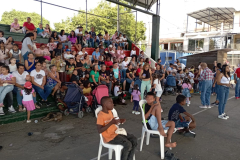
[217,65,231,120]
[21,33,34,61]
[58,30,71,51]
[150,73,163,111]
[130,46,137,62]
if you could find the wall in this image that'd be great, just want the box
[217,50,228,65]
[233,11,240,33]
[186,56,216,69]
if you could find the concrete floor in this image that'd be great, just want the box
[0,89,239,160]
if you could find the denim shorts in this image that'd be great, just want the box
[148,115,169,130]
[175,119,189,128]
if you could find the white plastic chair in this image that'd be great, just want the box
[139,100,171,159]
[95,106,135,160]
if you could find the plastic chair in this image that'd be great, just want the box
[95,106,135,160]
[139,100,171,160]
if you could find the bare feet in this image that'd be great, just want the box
[165,142,177,148]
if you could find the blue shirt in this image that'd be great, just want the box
[168,103,186,122]
[91,51,100,61]
[37,28,44,34]
[113,68,119,79]
[89,31,96,38]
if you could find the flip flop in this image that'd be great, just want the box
[165,150,174,158]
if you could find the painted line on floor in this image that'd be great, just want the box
[90,96,236,160]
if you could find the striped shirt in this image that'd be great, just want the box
[200,67,214,80]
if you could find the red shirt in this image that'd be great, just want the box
[235,68,240,78]
[105,61,113,71]
[136,68,141,76]
[23,22,35,31]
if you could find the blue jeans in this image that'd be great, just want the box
[126,78,133,84]
[215,84,220,101]
[199,81,202,91]
[0,85,14,103]
[62,41,71,50]
[133,100,139,111]
[33,85,54,101]
[218,85,229,115]
[13,86,36,106]
[89,38,94,48]
[235,78,240,98]
[121,69,127,79]
[104,40,110,47]
[200,80,212,106]
[23,51,29,61]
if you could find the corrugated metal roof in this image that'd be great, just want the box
[123,0,157,10]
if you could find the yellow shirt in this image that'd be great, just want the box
[83,87,92,95]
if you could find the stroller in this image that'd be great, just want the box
[164,74,176,96]
[63,83,90,118]
[92,85,109,112]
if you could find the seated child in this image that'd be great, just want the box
[55,82,68,111]
[83,80,92,106]
[114,81,126,105]
[97,96,137,159]
[168,95,196,137]
[144,92,176,148]
[66,58,75,78]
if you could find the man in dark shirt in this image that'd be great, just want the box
[78,66,89,80]
[99,64,112,96]
[89,27,96,48]
[168,95,196,137]
[143,92,176,148]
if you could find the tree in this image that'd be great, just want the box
[0,9,50,27]
[54,0,146,44]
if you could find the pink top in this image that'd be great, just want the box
[11,23,20,28]
[68,35,77,44]
[35,48,50,56]
[182,83,192,90]
[44,28,50,33]
[47,43,57,51]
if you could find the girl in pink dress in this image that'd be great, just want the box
[119,46,125,60]
[116,46,121,62]
[20,81,36,123]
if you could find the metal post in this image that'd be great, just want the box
[186,15,188,33]
[41,0,42,24]
[86,0,87,29]
[135,11,137,44]
[117,5,120,31]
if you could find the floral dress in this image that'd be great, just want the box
[46,71,58,88]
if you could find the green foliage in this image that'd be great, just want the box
[54,0,146,44]
[140,44,146,52]
[0,9,50,27]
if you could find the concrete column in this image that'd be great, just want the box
[168,42,171,50]
[151,15,160,61]
[217,50,227,64]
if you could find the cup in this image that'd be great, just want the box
[115,117,120,125]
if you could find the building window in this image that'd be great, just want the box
[170,43,183,51]
[209,37,226,50]
[188,39,204,51]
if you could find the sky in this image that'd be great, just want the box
[0,0,239,41]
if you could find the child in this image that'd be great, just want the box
[0,41,9,64]
[119,46,125,61]
[64,49,74,62]
[83,80,92,107]
[182,78,192,106]
[20,82,36,123]
[144,92,177,148]
[131,84,141,115]
[168,95,196,137]
[0,31,6,44]
[114,81,126,105]
[44,24,51,38]
[70,70,80,85]
[150,73,163,108]
[96,96,137,159]
[116,46,121,62]
[177,77,183,94]
[8,57,17,73]
[47,37,57,58]
[9,44,21,63]
[66,58,75,78]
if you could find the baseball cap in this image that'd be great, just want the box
[24,81,32,89]
[66,49,71,51]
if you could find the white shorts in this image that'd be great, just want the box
[190,79,194,84]
[156,91,163,97]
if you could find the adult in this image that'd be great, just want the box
[68,30,81,51]
[23,17,37,40]
[46,65,61,97]
[82,55,91,70]
[211,63,222,106]
[30,62,51,106]
[121,57,129,79]
[140,63,152,99]
[96,34,104,46]
[35,43,50,63]
[24,52,35,73]
[5,36,14,50]
[138,50,144,60]
[155,58,161,68]
[12,64,38,111]
[75,54,83,71]
[78,47,88,60]
[91,47,101,64]
[10,18,22,33]
[138,57,145,67]
[21,33,34,61]
[75,26,83,46]
[112,31,118,43]
[104,56,113,71]
[51,53,66,82]
[104,31,110,47]
[37,23,48,38]
[52,43,64,58]
[51,31,61,43]
[99,65,112,96]
[235,65,240,99]
[217,65,231,120]
[58,30,71,50]
[89,27,96,48]
[177,61,186,70]
[130,56,137,69]
[89,64,99,90]
[108,45,116,58]
[155,64,165,87]
[199,63,214,109]
[125,64,135,85]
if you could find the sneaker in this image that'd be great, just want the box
[23,108,26,112]
[215,103,219,106]
[218,115,227,120]
[0,107,5,116]
[45,101,51,107]
[211,102,216,105]
[223,113,229,119]
[26,120,31,123]
[189,101,191,104]
[199,105,207,109]
[8,106,16,113]
[132,111,135,114]
[207,105,212,108]
[135,111,140,115]
[187,103,190,107]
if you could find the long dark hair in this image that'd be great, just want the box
[217,63,222,71]
[21,33,34,42]
[132,84,140,93]
[24,87,33,95]
[1,65,10,73]
[56,42,62,49]
[0,41,6,55]
[152,73,162,84]
[183,78,191,85]
[60,30,64,36]
[51,31,58,38]
[221,64,230,79]
[7,36,14,44]
[70,30,76,38]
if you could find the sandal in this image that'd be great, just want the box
[35,105,40,109]
[165,150,174,158]
[19,108,23,112]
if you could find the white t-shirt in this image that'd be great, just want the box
[30,69,45,86]
[75,29,83,36]
[153,79,162,91]
[122,61,129,69]
[130,50,136,56]
[12,71,29,85]
[78,51,88,59]
[0,37,6,44]
[122,37,127,42]
[8,64,17,73]
[179,63,186,70]
[58,35,67,42]
[21,89,34,101]
[114,86,120,96]
[21,37,33,55]
[64,53,74,60]
[189,72,194,79]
